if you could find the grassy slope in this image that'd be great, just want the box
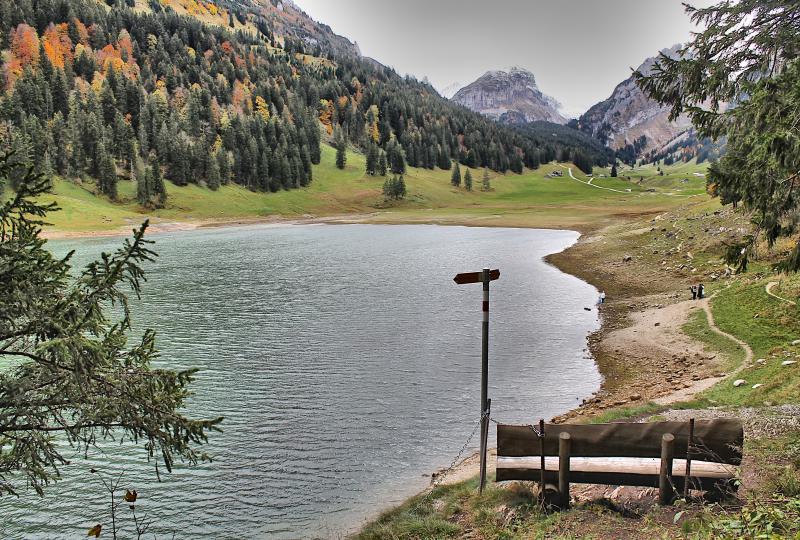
[42,146,708,234]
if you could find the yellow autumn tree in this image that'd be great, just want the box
[255,95,270,122]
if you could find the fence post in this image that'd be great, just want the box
[659,433,676,505]
[684,418,695,498]
[558,432,571,509]
[538,419,545,502]
[478,398,491,494]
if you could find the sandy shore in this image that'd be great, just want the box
[40,212,394,240]
[423,211,747,487]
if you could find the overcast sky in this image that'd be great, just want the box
[291,0,715,117]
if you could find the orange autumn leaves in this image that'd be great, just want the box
[4,22,138,90]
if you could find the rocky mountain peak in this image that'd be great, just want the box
[451,67,567,125]
[575,45,691,154]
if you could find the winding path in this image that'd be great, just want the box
[558,165,632,194]
[655,292,753,405]
[766,281,797,305]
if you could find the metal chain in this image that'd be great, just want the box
[410,411,488,516]
[489,416,543,437]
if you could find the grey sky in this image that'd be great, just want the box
[291,0,715,117]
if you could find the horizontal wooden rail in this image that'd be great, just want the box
[497,456,737,479]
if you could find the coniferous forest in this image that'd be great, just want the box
[0,0,610,208]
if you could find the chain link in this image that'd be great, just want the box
[489,417,543,437]
[409,410,489,516]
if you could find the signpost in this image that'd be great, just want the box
[453,267,500,493]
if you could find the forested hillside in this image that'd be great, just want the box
[0,0,609,210]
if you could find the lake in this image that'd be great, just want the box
[2,224,600,539]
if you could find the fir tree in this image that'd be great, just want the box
[610,162,618,177]
[207,153,221,191]
[377,151,388,176]
[464,169,473,191]
[482,168,491,191]
[335,132,346,170]
[0,155,220,497]
[451,162,461,187]
[365,144,378,175]
[97,142,117,200]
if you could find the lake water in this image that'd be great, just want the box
[1,224,600,539]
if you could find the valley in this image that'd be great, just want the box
[1,0,799,539]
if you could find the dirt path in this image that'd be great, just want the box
[766,281,797,305]
[654,295,753,404]
[558,165,632,194]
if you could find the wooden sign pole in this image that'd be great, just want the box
[454,267,500,493]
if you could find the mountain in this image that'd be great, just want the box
[438,81,463,99]
[452,67,568,125]
[217,0,362,58]
[574,45,692,156]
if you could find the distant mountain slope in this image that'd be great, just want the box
[575,45,692,154]
[216,0,361,58]
[1,0,612,212]
[452,67,568,125]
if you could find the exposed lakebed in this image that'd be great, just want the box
[3,224,600,539]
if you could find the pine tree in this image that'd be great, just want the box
[482,168,491,191]
[207,153,221,191]
[377,151,387,176]
[464,169,473,191]
[610,162,618,177]
[335,132,346,170]
[97,142,117,200]
[451,162,461,187]
[0,155,219,497]
[365,144,378,175]
[149,153,167,207]
[134,154,149,206]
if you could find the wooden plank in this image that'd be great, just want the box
[496,456,737,479]
[496,468,733,492]
[453,269,500,285]
[497,420,743,464]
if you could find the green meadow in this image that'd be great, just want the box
[40,145,710,235]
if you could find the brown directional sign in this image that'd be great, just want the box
[453,269,500,285]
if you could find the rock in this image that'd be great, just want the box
[623,255,633,262]
[452,67,568,123]
[782,360,797,366]
[752,384,763,389]
[733,379,746,387]
[629,393,642,401]
[757,359,766,365]
[792,340,800,346]
[654,322,661,327]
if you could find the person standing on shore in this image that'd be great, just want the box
[599,290,606,304]
[690,285,697,300]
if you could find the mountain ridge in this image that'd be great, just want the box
[574,44,693,155]
[451,67,568,125]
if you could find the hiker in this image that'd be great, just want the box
[690,285,697,300]
[698,283,705,299]
[599,290,606,304]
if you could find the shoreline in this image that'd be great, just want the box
[44,207,726,529]
[41,208,607,241]
[406,202,738,500]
